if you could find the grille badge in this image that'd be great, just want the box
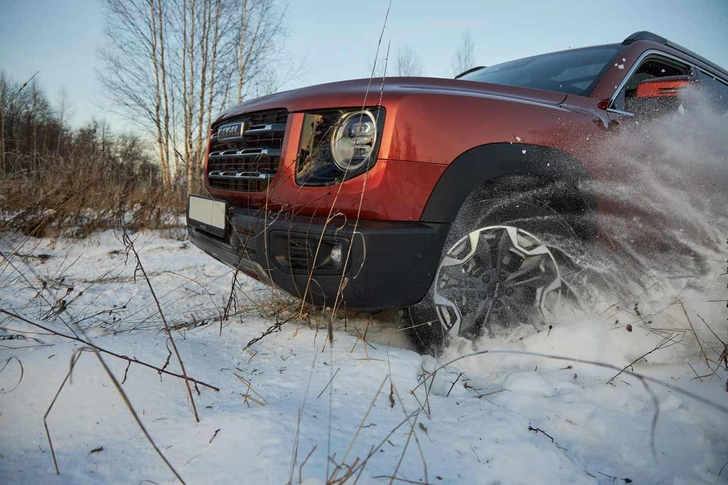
[217,121,245,141]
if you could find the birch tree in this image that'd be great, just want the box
[452,31,476,76]
[98,0,291,193]
[395,46,423,77]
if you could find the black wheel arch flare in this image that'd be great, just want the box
[420,143,598,240]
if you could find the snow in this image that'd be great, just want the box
[1,230,727,484]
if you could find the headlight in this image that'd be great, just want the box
[330,110,377,171]
[296,107,385,186]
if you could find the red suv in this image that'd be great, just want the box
[187,31,728,351]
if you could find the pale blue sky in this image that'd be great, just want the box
[1,0,727,129]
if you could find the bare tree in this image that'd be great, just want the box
[395,46,423,77]
[366,43,393,79]
[56,87,73,153]
[149,0,171,185]
[0,74,54,169]
[0,74,6,170]
[452,31,476,77]
[99,0,172,185]
[235,0,288,103]
[98,0,291,193]
[236,0,250,103]
[366,60,384,79]
[0,71,161,190]
[155,0,173,186]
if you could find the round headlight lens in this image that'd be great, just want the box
[330,110,377,172]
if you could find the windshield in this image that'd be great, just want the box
[458,45,624,96]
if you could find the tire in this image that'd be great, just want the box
[405,176,589,354]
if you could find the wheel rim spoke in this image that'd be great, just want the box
[437,284,478,307]
[476,235,494,270]
[507,271,556,288]
[495,229,512,273]
[480,298,498,330]
[505,253,545,282]
[439,266,481,287]
[459,300,489,335]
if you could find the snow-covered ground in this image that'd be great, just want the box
[1,230,726,484]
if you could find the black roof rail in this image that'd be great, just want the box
[623,31,668,45]
[455,66,486,79]
[623,31,728,79]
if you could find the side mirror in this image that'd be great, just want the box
[626,75,696,116]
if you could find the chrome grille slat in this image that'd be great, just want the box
[244,123,287,134]
[208,148,281,159]
[208,171,273,180]
[207,108,288,192]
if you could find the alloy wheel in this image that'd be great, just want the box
[433,225,561,337]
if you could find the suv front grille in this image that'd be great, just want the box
[207,108,289,192]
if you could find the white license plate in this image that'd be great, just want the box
[188,196,226,230]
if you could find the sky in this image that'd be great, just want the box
[1,0,727,130]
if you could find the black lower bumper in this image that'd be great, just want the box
[188,205,449,310]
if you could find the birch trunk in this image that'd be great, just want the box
[148,0,169,186]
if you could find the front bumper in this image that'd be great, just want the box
[188,205,449,310]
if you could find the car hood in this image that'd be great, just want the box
[216,77,568,124]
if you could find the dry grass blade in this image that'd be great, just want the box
[285,321,332,485]
[373,476,433,485]
[221,267,241,335]
[0,250,81,339]
[43,350,83,474]
[388,382,429,485]
[92,349,187,484]
[348,408,422,484]
[329,1,393,323]
[694,313,728,371]
[0,308,219,391]
[121,229,200,422]
[328,375,389,483]
[292,0,393,332]
[2,70,39,110]
[680,301,710,367]
[446,372,464,398]
[436,349,728,413]
[244,314,296,350]
[316,367,340,399]
[327,387,429,485]
[0,356,24,394]
[410,365,436,418]
[298,445,317,484]
[42,347,187,482]
[636,370,662,458]
[606,333,681,385]
[234,373,269,406]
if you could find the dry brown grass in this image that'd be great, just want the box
[0,155,186,238]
